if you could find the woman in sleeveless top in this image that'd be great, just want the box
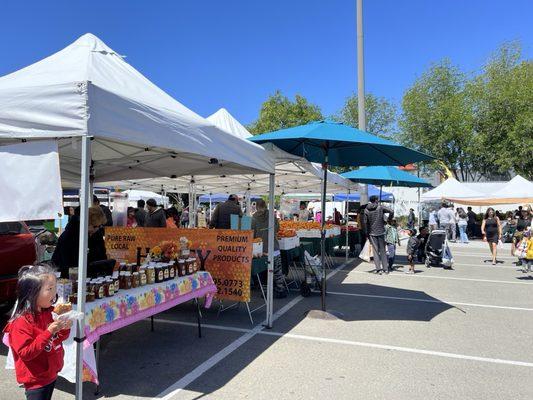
[481,207,502,265]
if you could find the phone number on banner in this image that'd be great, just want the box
[213,278,244,297]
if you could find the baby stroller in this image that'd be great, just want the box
[425,229,454,269]
[299,251,324,297]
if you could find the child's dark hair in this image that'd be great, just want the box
[410,229,417,236]
[10,264,56,321]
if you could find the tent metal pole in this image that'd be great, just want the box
[379,185,382,204]
[246,188,252,216]
[75,136,91,400]
[345,188,350,262]
[209,193,212,224]
[321,153,328,311]
[266,173,275,328]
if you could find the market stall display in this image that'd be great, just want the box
[105,227,253,302]
[279,221,341,239]
[61,271,216,384]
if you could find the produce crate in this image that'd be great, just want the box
[279,236,300,250]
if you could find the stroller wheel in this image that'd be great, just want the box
[300,282,311,297]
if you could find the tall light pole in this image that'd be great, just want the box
[357,0,369,205]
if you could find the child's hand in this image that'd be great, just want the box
[61,319,73,330]
[47,321,64,334]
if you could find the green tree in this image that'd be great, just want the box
[335,93,397,138]
[248,90,323,134]
[400,60,476,181]
[469,42,533,180]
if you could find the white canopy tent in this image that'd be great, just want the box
[123,189,170,208]
[447,175,533,206]
[0,33,274,186]
[0,33,275,399]
[421,177,485,202]
[103,109,354,195]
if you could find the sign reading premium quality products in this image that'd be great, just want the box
[105,227,253,302]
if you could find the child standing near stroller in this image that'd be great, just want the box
[405,229,419,274]
[385,219,400,271]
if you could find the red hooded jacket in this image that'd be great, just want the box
[4,308,70,389]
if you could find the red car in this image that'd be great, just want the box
[0,222,37,309]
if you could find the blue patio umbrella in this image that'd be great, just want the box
[341,166,432,188]
[250,120,433,312]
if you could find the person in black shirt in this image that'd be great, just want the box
[93,195,113,227]
[134,199,147,227]
[52,206,108,277]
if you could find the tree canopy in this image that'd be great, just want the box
[247,90,323,135]
[335,93,397,138]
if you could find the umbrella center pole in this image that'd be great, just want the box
[321,154,328,312]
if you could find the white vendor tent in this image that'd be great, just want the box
[421,177,485,201]
[103,109,355,195]
[123,189,170,208]
[0,33,275,400]
[207,108,252,140]
[0,33,274,187]
[447,175,533,205]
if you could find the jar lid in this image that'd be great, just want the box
[125,271,131,276]
[147,266,154,269]
[178,259,185,263]
[133,272,139,275]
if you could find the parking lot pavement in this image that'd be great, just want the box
[1,240,531,399]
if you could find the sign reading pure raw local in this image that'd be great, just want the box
[105,227,253,302]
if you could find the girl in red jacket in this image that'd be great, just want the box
[4,265,72,400]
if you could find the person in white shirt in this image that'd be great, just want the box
[428,209,438,232]
[437,203,455,241]
[298,203,310,222]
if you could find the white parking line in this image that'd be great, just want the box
[323,290,533,311]
[156,261,351,400]
[347,270,531,285]
[453,262,520,270]
[156,320,533,369]
[452,252,516,260]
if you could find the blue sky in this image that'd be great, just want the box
[1,0,531,126]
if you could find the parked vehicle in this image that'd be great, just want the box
[0,222,37,310]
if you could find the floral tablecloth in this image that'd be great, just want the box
[62,271,217,384]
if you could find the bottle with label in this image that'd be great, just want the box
[124,271,132,289]
[146,266,155,284]
[139,268,147,286]
[163,263,170,281]
[168,263,176,279]
[94,280,105,299]
[132,272,140,288]
[155,265,164,283]
[177,260,186,277]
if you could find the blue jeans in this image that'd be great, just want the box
[458,224,468,243]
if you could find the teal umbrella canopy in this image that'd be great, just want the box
[249,120,433,167]
[341,166,433,188]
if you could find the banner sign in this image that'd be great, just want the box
[105,227,253,302]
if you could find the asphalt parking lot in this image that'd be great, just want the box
[1,240,532,400]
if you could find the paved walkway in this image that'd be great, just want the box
[1,240,531,399]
